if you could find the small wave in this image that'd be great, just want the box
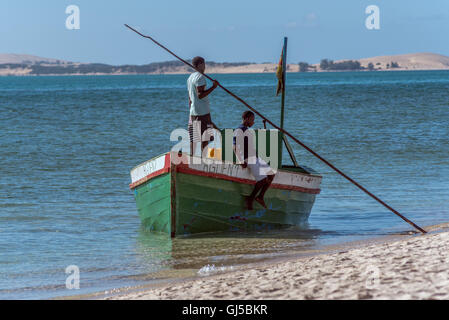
[197,264,234,276]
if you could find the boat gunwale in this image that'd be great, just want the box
[129,152,169,173]
[130,152,321,194]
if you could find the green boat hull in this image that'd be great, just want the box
[132,154,320,237]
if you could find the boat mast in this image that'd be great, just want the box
[279,37,288,167]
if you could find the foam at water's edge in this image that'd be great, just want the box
[197,264,235,276]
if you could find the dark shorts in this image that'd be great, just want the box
[188,113,213,143]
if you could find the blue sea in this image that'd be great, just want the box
[1,71,448,299]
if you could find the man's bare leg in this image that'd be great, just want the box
[255,175,274,208]
[246,179,266,210]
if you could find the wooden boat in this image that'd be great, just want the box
[129,37,322,237]
[129,130,322,237]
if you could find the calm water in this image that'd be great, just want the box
[1,71,448,299]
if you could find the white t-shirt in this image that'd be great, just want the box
[187,72,210,116]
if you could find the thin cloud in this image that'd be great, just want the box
[286,13,319,29]
[302,13,319,28]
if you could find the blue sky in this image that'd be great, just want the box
[1,0,448,65]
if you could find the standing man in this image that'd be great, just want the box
[187,56,219,156]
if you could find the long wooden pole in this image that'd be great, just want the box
[124,24,427,234]
[279,37,287,168]
[280,37,287,132]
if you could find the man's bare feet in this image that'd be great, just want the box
[255,197,267,209]
[245,196,254,210]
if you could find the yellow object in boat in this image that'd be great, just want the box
[207,148,222,160]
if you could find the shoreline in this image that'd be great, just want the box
[2,68,449,78]
[104,223,449,300]
[3,52,449,77]
[61,223,449,300]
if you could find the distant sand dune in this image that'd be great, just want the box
[0,53,70,65]
[355,52,449,71]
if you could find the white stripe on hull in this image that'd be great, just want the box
[131,152,322,192]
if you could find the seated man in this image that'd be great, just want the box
[233,111,275,210]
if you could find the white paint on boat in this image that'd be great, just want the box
[130,152,322,192]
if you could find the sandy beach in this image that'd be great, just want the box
[106,226,449,300]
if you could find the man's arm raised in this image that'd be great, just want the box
[197,80,219,99]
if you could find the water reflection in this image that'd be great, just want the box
[135,225,334,274]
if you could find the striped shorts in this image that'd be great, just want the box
[188,113,213,143]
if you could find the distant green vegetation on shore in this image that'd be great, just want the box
[0,57,405,75]
[297,59,400,72]
[320,59,362,70]
[0,60,253,75]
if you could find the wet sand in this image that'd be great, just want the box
[106,227,449,300]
